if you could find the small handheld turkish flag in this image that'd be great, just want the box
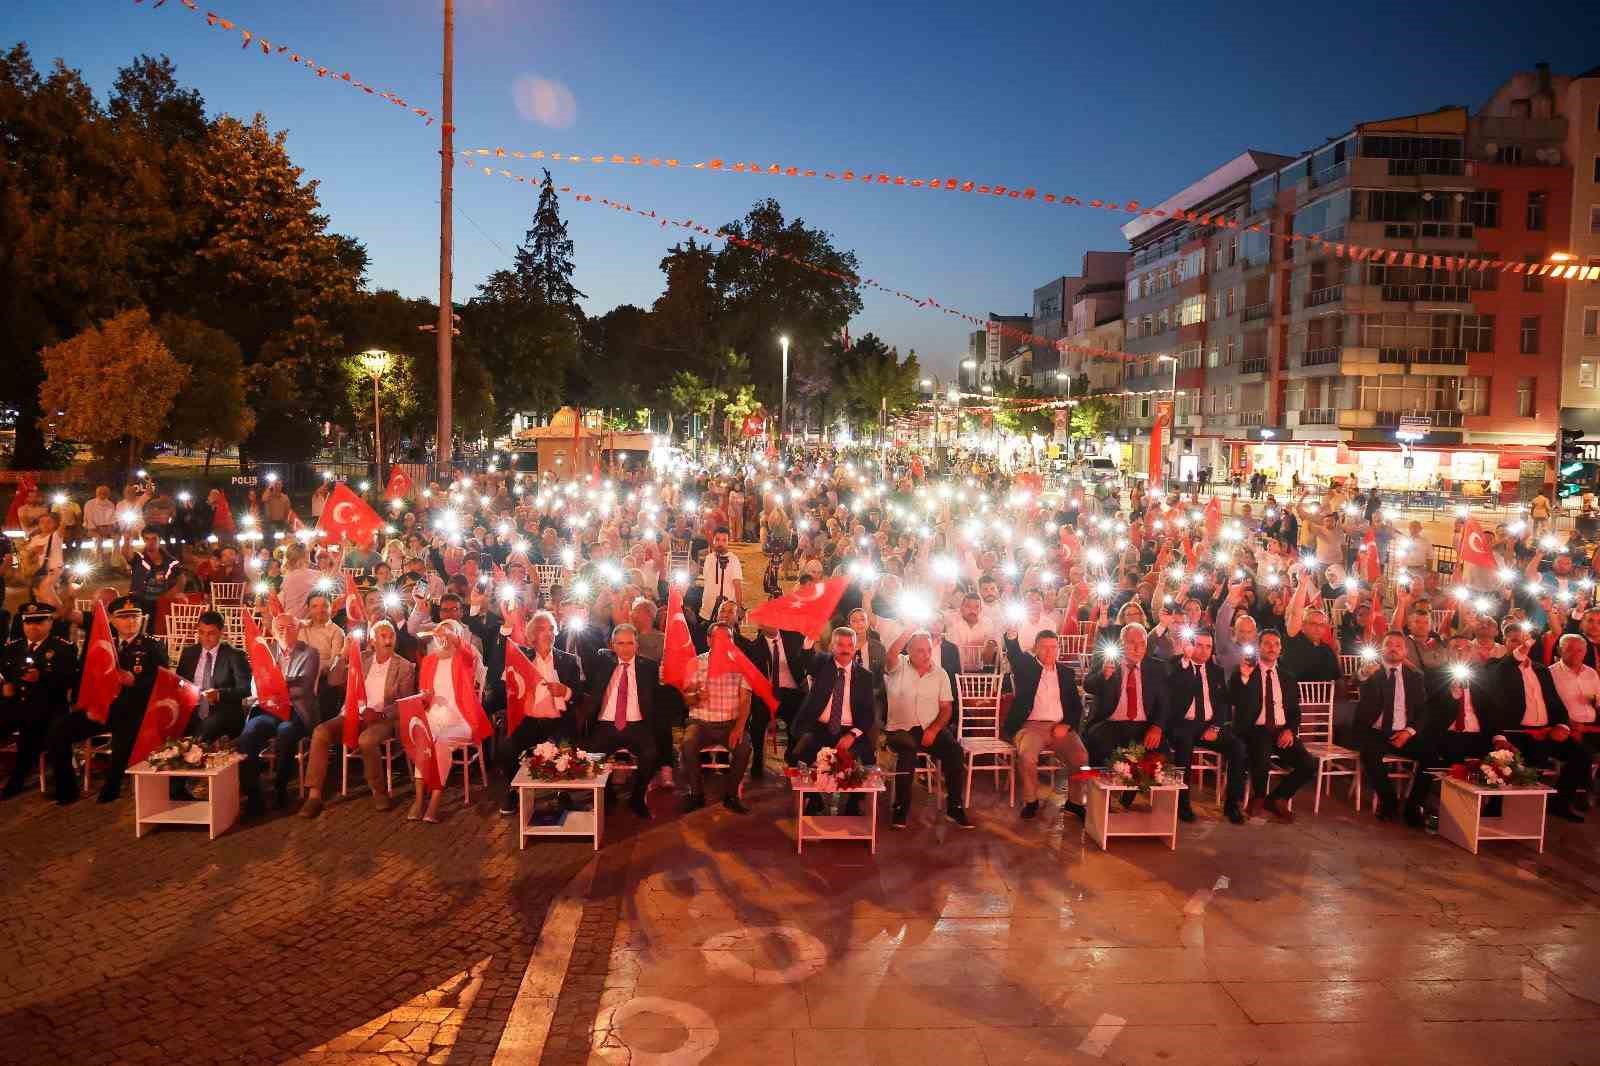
[747,574,850,634]
[385,465,412,501]
[502,638,540,735]
[661,581,697,692]
[243,610,291,720]
[1360,529,1382,584]
[317,482,383,546]
[708,627,778,711]
[129,668,202,767]
[1203,497,1222,540]
[1458,517,1496,570]
[4,475,36,529]
[342,634,366,749]
[77,600,120,724]
[397,694,443,792]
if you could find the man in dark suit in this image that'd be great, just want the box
[1002,628,1088,820]
[1,602,78,798]
[1226,629,1314,822]
[1492,624,1589,821]
[1166,630,1246,824]
[581,623,659,819]
[1081,623,1168,766]
[740,622,809,778]
[497,610,585,814]
[1354,631,1430,825]
[788,627,878,815]
[180,610,254,744]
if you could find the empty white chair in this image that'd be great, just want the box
[955,672,1013,808]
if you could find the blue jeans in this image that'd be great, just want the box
[238,711,306,799]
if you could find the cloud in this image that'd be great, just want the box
[512,74,577,129]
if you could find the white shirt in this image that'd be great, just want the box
[1015,610,1060,651]
[1029,658,1065,723]
[1550,661,1599,725]
[884,657,952,731]
[764,634,798,690]
[1255,664,1286,727]
[28,529,63,574]
[1449,684,1482,733]
[601,658,643,723]
[531,650,568,718]
[1183,659,1214,721]
[944,612,998,652]
[83,498,117,529]
[191,644,218,691]
[1514,654,1549,727]
[698,551,743,619]
[364,655,393,713]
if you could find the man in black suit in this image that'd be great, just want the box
[180,610,254,744]
[497,609,585,814]
[1081,623,1168,766]
[1492,624,1588,821]
[788,627,878,815]
[1166,630,1246,824]
[740,622,809,778]
[1227,629,1314,822]
[1354,631,1430,825]
[581,623,658,819]
[1002,628,1088,820]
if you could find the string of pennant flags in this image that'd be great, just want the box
[467,146,1600,282]
[468,159,1138,363]
[132,0,438,126]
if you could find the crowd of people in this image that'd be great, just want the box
[1,451,1597,840]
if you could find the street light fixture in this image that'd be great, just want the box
[778,334,790,443]
[358,349,392,473]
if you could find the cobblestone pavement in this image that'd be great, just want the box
[0,779,596,1065]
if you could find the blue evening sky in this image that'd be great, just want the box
[8,0,1596,378]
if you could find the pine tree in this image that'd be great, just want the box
[511,168,585,309]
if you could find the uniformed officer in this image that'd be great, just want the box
[46,595,167,804]
[1,602,79,798]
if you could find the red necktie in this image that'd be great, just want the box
[1123,666,1138,721]
[613,662,630,729]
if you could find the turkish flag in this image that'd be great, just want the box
[317,482,383,546]
[1360,528,1381,584]
[4,475,36,529]
[342,634,366,749]
[502,637,539,735]
[385,465,413,501]
[76,600,121,724]
[707,627,778,711]
[1203,497,1222,540]
[660,581,697,692]
[419,650,492,743]
[129,668,202,767]
[243,610,291,720]
[396,694,444,792]
[1458,517,1496,570]
[747,574,850,635]
[342,573,365,624]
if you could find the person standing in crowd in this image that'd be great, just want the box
[697,528,743,622]
[82,485,118,555]
[124,529,180,617]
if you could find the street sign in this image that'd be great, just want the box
[1396,415,1431,435]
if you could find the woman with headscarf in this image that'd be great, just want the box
[410,619,492,822]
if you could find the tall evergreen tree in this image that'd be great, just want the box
[511,168,584,309]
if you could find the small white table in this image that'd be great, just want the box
[511,767,611,851]
[128,754,243,840]
[790,773,886,854]
[1438,777,1556,854]
[1085,777,1185,851]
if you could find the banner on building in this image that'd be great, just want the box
[1148,400,1173,483]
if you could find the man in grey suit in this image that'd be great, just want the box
[237,612,320,817]
[301,619,417,816]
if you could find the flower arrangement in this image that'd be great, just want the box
[146,737,234,773]
[1104,743,1170,792]
[791,745,871,792]
[1450,748,1540,789]
[521,741,607,781]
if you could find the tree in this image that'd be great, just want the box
[158,314,254,471]
[513,169,585,310]
[837,334,921,433]
[665,370,722,438]
[40,309,188,469]
[1070,395,1119,444]
[108,53,206,148]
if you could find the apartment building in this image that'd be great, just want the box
[1061,253,1130,395]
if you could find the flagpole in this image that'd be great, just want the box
[435,0,455,474]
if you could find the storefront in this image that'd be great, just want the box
[1224,437,1552,499]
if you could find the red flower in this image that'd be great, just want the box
[1448,763,1469,780]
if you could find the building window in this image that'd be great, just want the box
[1461,314,1496,351]
[1582,362,1597,389]
[1494,145,1524,165]
[1225,334,1236,365]
[1517,377,1535,417]
[1228,236,1238,266]
[1520,316,1540,354]
[1225,288,1236,315]
[1591,205,1600,235]
[1526,191,1547,231]
[1467,190,1500,228]
[1524,254,1544,292]
[1584,308,1600,337]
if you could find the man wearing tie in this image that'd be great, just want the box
[182,611,253,744]
[1227,630,1314,822]
[0,602,78,798]
[1082,624,1168,768]
[1165,630,1247,824]
[741,622,809,777]
[1355,631,1429,825]
[788,628,878,815]
[582,624,658,819]
[1493,624,1590,821]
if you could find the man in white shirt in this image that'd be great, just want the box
[301,619,416,817]
[944,593,1000,670]
[300,592,347,723]
[697,528,743,621]
[1491,625,1589,821]
[25,513,64,582]
[1549,634,1600,730]
[495,611,584,814]
[882,628,971,829]
[82,485,118,554]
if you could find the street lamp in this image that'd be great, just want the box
[358,349,392,473]
[1156,354,1179,488]
[778,334,789,443]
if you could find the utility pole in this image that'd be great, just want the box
[435,0,455,471]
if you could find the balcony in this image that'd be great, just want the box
[1302,347,1340,367]
[1305,285,1344,308]
[1414,284,1470,303]
[1299,408,1336,425]
[1242,302,1271,322]
[1412,347,1468,367]
[1385,157,1466,177]
[1374,409,1465,429]
[1239,356,1270,376]
[1237,411,1265,427]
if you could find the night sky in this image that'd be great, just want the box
[10,0,1597,377]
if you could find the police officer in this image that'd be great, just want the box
[47,595,167,804]
[1,602,79,798]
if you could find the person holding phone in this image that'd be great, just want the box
[1227,630,1315,822]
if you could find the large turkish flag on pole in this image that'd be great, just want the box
[747,574,850,635]
[1147,399,1173,485]
[129,668,202,767]
[1457,517,1497,570]
[317,482,383,546]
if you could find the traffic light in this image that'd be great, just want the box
[1559,427,1588,499]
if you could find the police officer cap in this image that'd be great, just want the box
[18,601,56,622]
[109,595,144,617]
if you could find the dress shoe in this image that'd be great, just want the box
[272,787,289,810]
[1263,797,1295,823]
[374,794,395,812]
[890,806,909,829]
[1404,805,1426,829]
[299,796,323,819]
[1021,800,1040,820]
[682,793,706,812]
[1178,801,1196,823]
[1224,804,1246,825]
[722,795,750,815]
[1572,792,1591,813]
[1061,801,1086,820]
[946,808,976,830]
[629,797,652,820]
[1551,799,1585,823]
[498,796,517,816]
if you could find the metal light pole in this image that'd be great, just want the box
[435,0,455,471]
[778,334,789,443]
[359,350,392,475]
